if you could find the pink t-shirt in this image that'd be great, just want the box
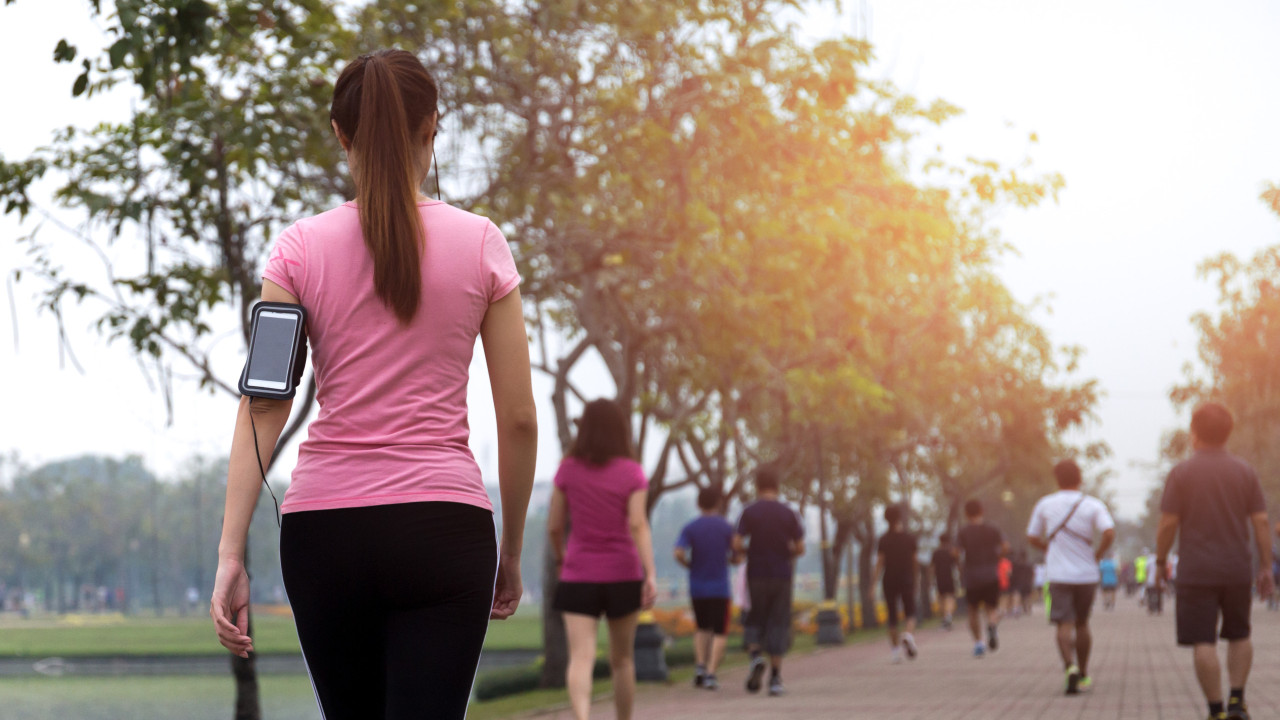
[555,457,648,583]
[261,200,520,514]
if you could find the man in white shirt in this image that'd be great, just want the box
[1027,459,1116,696]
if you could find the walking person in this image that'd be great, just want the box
[210,49,538,720]
[957,499,1008,657]
[734,465,805,697]
[548,399,658,720]
[875,504,919,663]
[675,486,740,690]
[1011,549,1035,617]
[1156,403,1273,720]
[1099,553,1119,611]
[1027,459,1116,695]
[932,535,959,630]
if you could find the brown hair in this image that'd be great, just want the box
[569,399,634,467]
[330,50,438,324]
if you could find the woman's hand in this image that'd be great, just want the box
[490,553,523,620]
[641,575,658,610]
[210,556,254,658]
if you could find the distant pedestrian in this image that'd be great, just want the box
[957,500,1008,658]
[875,504,919,663]
[548,399,658,720]
[1156,402,1273,720]
[1011,549,1035,617]
[675,486,740,690]
[1027,458,1115,695]
[1143,549,1163,615]
[997,555,1014,617]
[733,465,805,697]
[1099,554,1119,610]
[931,535,959,630]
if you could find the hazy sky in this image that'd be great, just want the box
[2,0,1279,520]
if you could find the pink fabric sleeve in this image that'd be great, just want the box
[553,460,570,491]
[262,223,305,297]
[632,461,649,493]
[481,221,521,302]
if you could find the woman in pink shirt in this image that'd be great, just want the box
[209,50,537,719]
[548,399,658,720]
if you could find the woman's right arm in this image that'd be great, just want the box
[480,287,538,619]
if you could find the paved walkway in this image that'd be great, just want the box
[537,596,1280,719]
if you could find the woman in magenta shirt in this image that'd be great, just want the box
[209,50,537,719]
[548,399,657,720]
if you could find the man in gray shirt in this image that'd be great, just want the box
[1157,402,1274,720]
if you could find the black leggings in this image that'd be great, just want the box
[280,502,497,720]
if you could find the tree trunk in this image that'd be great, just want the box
[539,543,567,688]
[231,613,261,720]
[857,525,879,630]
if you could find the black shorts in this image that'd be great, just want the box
[744,577,793,656]
[553,580,643,619]
[965,582,1001,609]
[936,576,956,596]
[1048,583,1097,624]
[691,597,731,635]
[1176,583,1252,646]
[883,583,917,627]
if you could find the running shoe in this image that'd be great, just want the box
[768,676,786,696]
[703,674,720,691]
[1077,675,1092,692]
[941,616,953,630]
[1227,699,1250,720]
[694,665,706,688]
[973,642,986,658]
[745,657,766,693]
[891,647,903,664]
[1065,664,1081,695]
[987,625,999,651]
[903,633,918,660]
[1207,714,1228,720]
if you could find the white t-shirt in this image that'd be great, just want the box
[1026,490,1115,584]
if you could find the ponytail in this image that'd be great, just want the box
[331,50,440,325]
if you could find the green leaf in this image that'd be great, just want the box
[53,39,77,63]
[108,38,129,69]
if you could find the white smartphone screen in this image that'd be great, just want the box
[246,311,299,390]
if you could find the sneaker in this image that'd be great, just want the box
[1208,714,1228,720]
[1077,676,1092,693]
[768,676,786,696]
[694,665,706,688]
[903,633,918,660]
[987,625,999,651]
[1065,664,1081,695]
[703,674,720,691]
[745,657,766,693]
[1227,699,1251,720]
[973,642,986,658]
[891,647,904,664]
[941,616,953,630]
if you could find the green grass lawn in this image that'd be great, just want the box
[0,675,321,720]
[0,610,545,657]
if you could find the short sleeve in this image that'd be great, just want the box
[736,508,753,538]
[631,461,649,494]
[908,534,918,555]
[1026,501,1046,538]
[876,534,887,554]
[1159,468,1182,515]
[1093,499,1116,532]
[676,524,692,550]
[791,509,804,540]
[553,460,571,492]
[481,221,521,303]
[262,223,305,297]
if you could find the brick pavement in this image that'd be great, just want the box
[532,595,1280,719]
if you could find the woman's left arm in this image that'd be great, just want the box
[211,280,297,657]
[627,490,658,609]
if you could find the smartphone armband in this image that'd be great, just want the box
[239,301,309,400]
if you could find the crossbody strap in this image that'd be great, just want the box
[1046,496,1087,545]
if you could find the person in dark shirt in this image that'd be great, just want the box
[1157,403,1273,720]
[932,535,959,629]
[875,504,919,663]
[733,465,804,697]
[1010,549,1035,618]
[957,499,1008,658]
[675,485,740,690]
